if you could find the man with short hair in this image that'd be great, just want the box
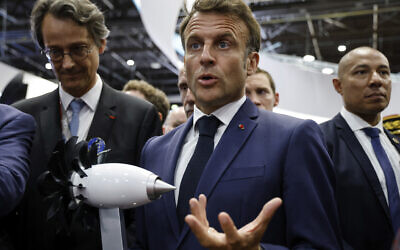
[320,46,400,250]
[135,0,343,249]
[123,80,170,123]
[245,68,279,111]
[6,0,161,249]
[177,69,195,117]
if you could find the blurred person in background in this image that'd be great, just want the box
[177,69,195,117]
[163,106,187,134]
[123,79,170,123]
[245,68,279,111]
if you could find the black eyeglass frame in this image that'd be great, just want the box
[41,45,93,63]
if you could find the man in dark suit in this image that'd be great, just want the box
[4,0,161,250]
[320,46,399,250]
[0,104,35,249]
[135,0,343,249]
[0,104,35,216]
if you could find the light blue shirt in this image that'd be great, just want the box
[59,74,103,141]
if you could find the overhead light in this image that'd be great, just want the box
[321,67,334,75]
[150,62,161,69]
[126,59,135,66]
[303,55,315,62]
[45,63,52,70]
[171,104,178,110]
[338,45,347,52]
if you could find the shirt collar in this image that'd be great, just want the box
[59,74,103,111]
[340,106,384,132]
[192,95,246,128]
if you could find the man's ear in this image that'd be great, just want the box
[333,78,343,95]
[246,52,259,76]
[273,92,279,107]
[99,39,107,54]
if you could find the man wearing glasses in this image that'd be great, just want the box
[5,0,161,250]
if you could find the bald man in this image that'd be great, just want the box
[245,68,279,111]
[320,46,400,250]
[162,106,187,134]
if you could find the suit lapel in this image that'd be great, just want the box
[39,90,63,162]
[197,99,257,199]
[86,83,116,142]
[162,118,193,240]
[334,114,391,221]
[178,99,258,243]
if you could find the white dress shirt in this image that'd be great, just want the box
[59,74,103,142]
[174,96,247,203]
[341,107,400,203]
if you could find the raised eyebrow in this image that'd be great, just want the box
[186,34,202,44]
[377,65,390,71]
[71,43,89,48]
[216,32,235,41]
[256,87,269,92]
[352,64,369,70]
[47,43,87,50]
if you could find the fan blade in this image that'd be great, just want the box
[46,195,63,221]
[47,149,69,180]
[77,141,91,169]
[67,199,80,210]
[88,143,98,166]
[37,171,66,197]
[71,158,87,178]
[64,136,78,169]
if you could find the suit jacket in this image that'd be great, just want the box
[320,113,400,250]
[136,99,343,250]
[0,104,35,250]
[0,104,35,216]
[4,83,161,250]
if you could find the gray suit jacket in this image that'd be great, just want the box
[3,83,161,250]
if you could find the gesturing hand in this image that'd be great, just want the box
[185,194,282,250]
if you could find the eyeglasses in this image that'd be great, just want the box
[42,45,92,63]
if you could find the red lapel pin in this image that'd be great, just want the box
[109,115,116,120]
[238,124,244,130]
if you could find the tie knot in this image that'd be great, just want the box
[197,115,220,137]
[69,99,85,113]
[363,127,380,138]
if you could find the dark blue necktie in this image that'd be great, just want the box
[69,99,85,137]
[363,127,400,232]
[177,115,220,229]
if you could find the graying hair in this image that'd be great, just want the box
[31,0,110,49]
